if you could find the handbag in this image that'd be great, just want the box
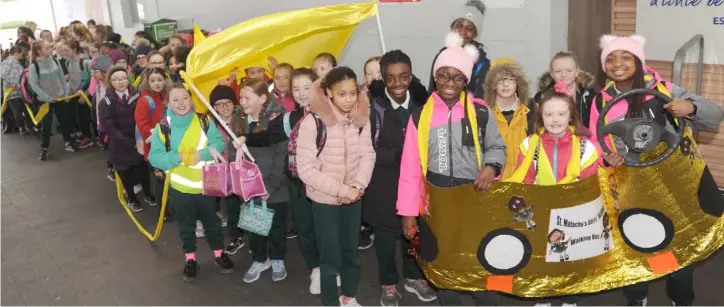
[238,198,274,236]
[202,147,231,197]
[230,145,268,202]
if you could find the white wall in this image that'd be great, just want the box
[108,0,144,44]
[637,0,724,64]
[134,0,568,91]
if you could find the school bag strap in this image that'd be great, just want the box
[526,98,536,135]
[158,113,210,152]
[283,112,292,137]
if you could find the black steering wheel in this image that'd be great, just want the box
[596,88,686,168]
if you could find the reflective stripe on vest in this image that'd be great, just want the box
[158,115,209,194]
[519,135,598,185]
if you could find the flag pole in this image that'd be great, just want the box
[374,0,387,53]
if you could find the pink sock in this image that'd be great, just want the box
[185,252,196,261]
[213,249,223,258]
[341,297,351,304]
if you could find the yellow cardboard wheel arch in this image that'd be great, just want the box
[114,171,170,242]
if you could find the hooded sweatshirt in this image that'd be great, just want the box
[27,57,68,102]
[295,81,376,205]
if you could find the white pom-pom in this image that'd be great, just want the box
[599,34,618,49]
[629,34,647,47]
[444,31,464,49]
[465,13,474,20]
[464,44,480,61]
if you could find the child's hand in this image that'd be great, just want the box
[473,165,496,192]
[602,152,625,168]
[232,136,246,149]
[664,100,696,117]
[402,216,418,240]
[267,56,278,71]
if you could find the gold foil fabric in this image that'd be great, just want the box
[418,129,723,297]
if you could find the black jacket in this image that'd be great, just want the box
[363,77,428,231]
[99,85,144,170]
[428,40,490,99]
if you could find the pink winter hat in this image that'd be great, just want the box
[600,34,647,67]
[433,32,480,82]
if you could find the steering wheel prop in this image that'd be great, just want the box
[596,88,686,168]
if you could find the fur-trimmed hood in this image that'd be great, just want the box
[537,70,596,93]
[308,79,370,128]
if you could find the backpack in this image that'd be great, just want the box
[135,95,157,142]
[287,112,363,179]
[158,113,210,152]
[20,58,62,105]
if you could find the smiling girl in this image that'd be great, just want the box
[148,83,233,283]
[534,52,596,127]
[295,67,376,306]
[590,34,723,307]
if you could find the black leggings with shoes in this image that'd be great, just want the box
[117,161,153,204]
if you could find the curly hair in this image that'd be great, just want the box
[483,62,529,108]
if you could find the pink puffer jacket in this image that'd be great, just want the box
[296,80,376,205]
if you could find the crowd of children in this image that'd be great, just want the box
[2,6,724,306]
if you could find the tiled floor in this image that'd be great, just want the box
[1,133,722,305]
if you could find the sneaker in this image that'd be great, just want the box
[339,296,361,306]
[164,212,175,223]
[217,211,227,227]
[358,227,374,250]
[18,127,29,136]
[403,279,437,302]
[182,260,199,282]
[144,196,157,207]
[78,137,92,149]
[380,285,401,306]
[195,221,206,238]
[561,303,577,307]
[107,169,115,182]
[534,303,552,307]
[286,228,298,239]
[128,201,143,212]
[214,253,234,274]
[243,260,271,283]
[64,142,78,152]
[39,149,49,161]
[309,267,321,295]
[224,237,245,255]
[271,260,287,282]
[627,298,647,306]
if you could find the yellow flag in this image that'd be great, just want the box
[184,1,378,113]
[193,23,205,47]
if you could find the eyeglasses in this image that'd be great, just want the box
[497,76,517,85]
[214,101,234,108]
[436,73,467,85]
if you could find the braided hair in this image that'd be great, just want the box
[379,49,412,78]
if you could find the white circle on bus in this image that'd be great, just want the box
[484,234,525,270]
[622,213,667,249]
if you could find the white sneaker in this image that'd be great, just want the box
[339,296,361,306]
[217,211,228,227]
[195,221,205,238]
[561,304,577,307]
[534,303,552,306]
[243,260,271,283]
[310,268,321,295]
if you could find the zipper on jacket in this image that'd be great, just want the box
[447,107,454,186]
[552,139,559,182]
[342,124,349,184]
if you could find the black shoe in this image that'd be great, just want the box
[39,149,49,161]
[358,227,374,250]
[627,298,647,306]
[224,237,245,255]
[285,228,298,239]
[163,212,175,223]
[215,253,234,274]
[128,201,143,212]
[182,260,199,282]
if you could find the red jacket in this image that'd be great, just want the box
[516,130,599,185]
[134,89,167,160]
[273,88,295,112]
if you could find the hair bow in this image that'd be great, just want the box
[553,80,573,97]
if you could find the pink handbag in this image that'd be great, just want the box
[202,148,232,197]
[230,146,268,202]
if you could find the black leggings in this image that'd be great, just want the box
[117,162,152,204]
